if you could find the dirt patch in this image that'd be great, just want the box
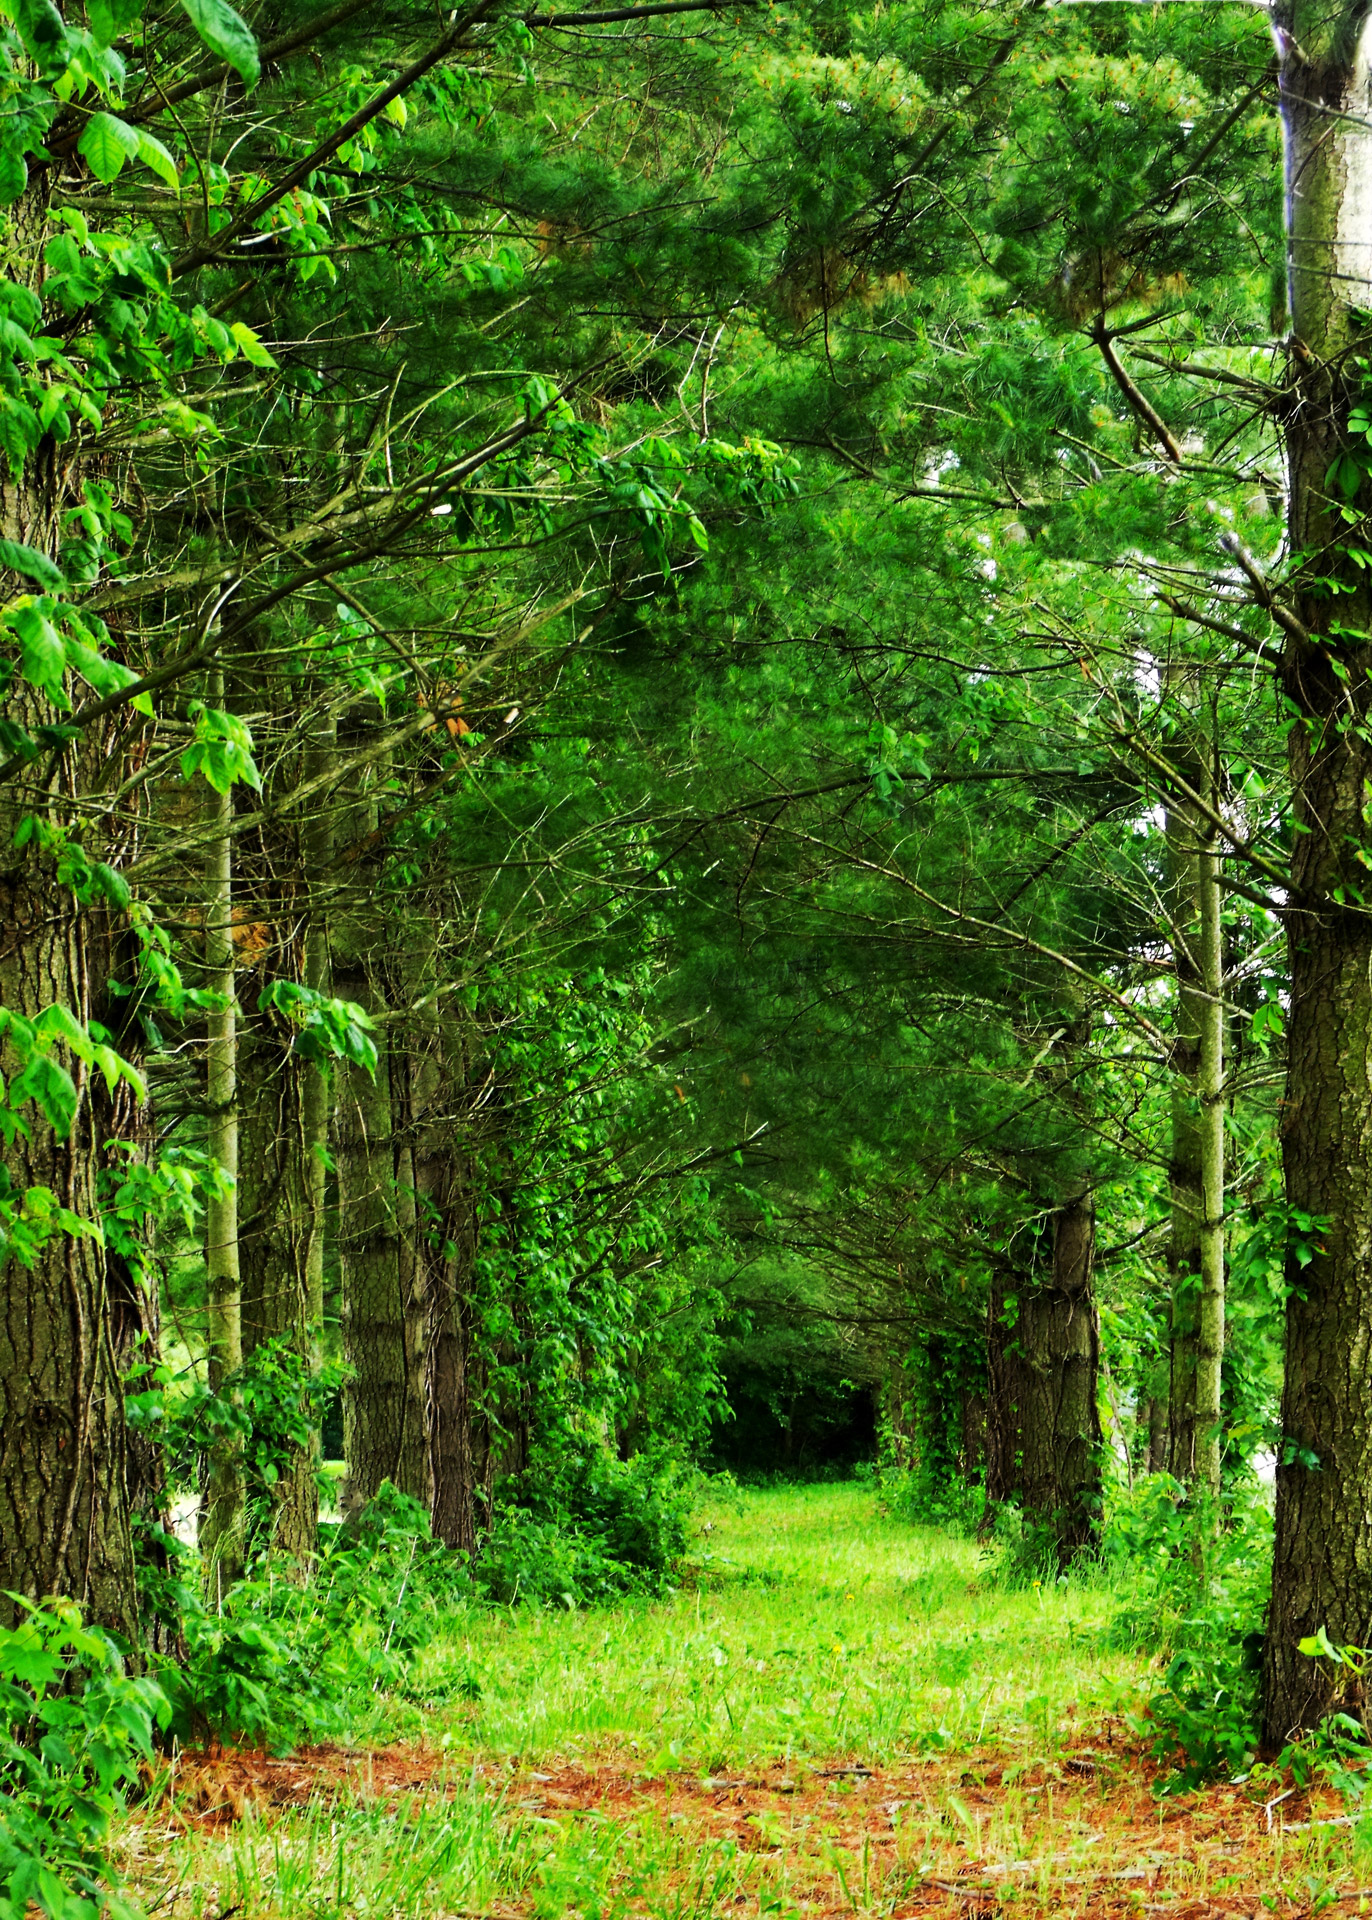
[161,1744,455,1825]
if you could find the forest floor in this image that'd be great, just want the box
[122,1485,1372,1920]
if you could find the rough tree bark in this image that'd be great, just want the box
[1164,756,1203,1483]
[983,1261,1022,1526]
[335,963,429,1512]
[198,661,246,1595]
[1016,1192,1103,1567]
[237,720,336,1566]
[0,876,143,1632]
[0,180,142,1633]
[1164,705,1226,1500]
[1263,0,1372,1742]
[403,970,479,1557]
[1193,779,1225,1504]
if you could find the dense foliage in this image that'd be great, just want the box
[6,0,1372,1851]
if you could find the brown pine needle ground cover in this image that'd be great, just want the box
[120,1486,1372,1920]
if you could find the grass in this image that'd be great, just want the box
[373,1482,1139,1768]
[121,1482,1372,1920]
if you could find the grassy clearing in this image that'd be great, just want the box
[375,1482,1139,1768]
[123,1485,1372,1920]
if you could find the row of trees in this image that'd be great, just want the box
[2,0,1371,1746]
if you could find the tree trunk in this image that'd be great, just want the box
[288,814,332,1561]
[236,716,336,1566]
[1164,731,1203,1483]
[982,1263,1022,1525]
[0,879,142,1633]
[335,972,429,1513]
[1263,0,1372,1743]
[961,1391,987,1482]
[1193,785,1225,1504]
[0,181,146,1636]
[418,1008,479,1555]
[1016,1193,1102,1567]
[198,664,246,1597]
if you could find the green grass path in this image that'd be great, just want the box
[381,1482,1144,1767]
[130,1488,1372,1920]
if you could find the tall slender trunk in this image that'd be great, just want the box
[983,1260,1024,1529]
[1164,769,1203,1483]
[0,873,142,1632]
[416,993,479,1554]
[277,718,336,1565]
[198,662,245,1595]
[1193,777,1225,1504]
[1165,707,1227,1501]
[1263,0,1372,1741]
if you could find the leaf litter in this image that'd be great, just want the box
[127,1734,1372,1920]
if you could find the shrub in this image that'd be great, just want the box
[474,1441,693,1605]
[1104,1476,1271,1788]
[976,1502,1073,1589]
[0,1599,168,1920]
[878,1465,985,1537]
[155,1484,470,1748]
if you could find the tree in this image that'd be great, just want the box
[1262,0,1372,1743]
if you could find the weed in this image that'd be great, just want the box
[1104,1476,1271,1787]
[474,1441,694,1607]
[0,1599,168,1920]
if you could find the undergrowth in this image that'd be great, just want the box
[0,1600,167,1920]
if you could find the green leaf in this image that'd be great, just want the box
[0,540,64,591]
[92,863,131,908]
[34,1004,95,1064]
[64,637,136,700]
[0,150,29,206]
[135,130,180,191]
[88,0,144,44]
[11,0,68,58]
[12,607,66,698]
[10,1054,78,1137]
[177,0,260,87]
[78,113,141,185]
[228,320,276,368]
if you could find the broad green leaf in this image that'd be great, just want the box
[64,636,137,700]
[88,0,144,44]
[12,607,65,697]
[178,0,259,87]
[0,540,63,591]
[34,1004,95,1065]
[228,320,276,368]
[136,130,180,191]
[11,0,67,58]
[0,150,28,206]
[10,1054,78,1137]
[78,113,140,184]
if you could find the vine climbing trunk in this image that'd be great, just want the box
[1264,0,1372,1742]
